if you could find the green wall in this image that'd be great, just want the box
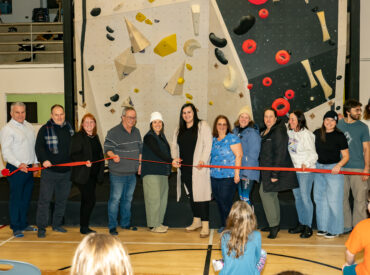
[7,93,64,124]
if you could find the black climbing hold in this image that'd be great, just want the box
[287,50,292,56]
[110,94,119,102]
[90,7,101,17]
[336,106,341,110]
[106,26,114,33]
[336,75,342,80]
[139,49,145,53]
[328,39,336,46]
[311,6,318,12]
[233,15,255,36]
[154,19,160,23]
[79,91,83,95]
[104,102,111,107]
[106,34,115,41]
[215,48,228,65]
[209,33,227,48]
[88,65,94,71]
[301,82,308,88]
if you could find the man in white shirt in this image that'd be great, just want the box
[0,102,38,237]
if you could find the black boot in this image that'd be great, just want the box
[260,227,270,232]
[300,226,313,238]
[80,226,96,234]
[288,224,305,234]
[267,225,280,239]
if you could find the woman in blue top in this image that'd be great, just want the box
[211,115,242,233]
[221,201,262,275]
[233,106,261,205]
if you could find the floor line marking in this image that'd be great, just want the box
[0,236,14,247]
[208,229,214,245]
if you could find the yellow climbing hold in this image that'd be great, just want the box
[134,88,139,93]
[153,34,177,57]
[186,64,193,71]
[177,77,184,84]
[148,0,155,2]
[186,101,192,104]
[209,101,213,106]
[136,12,146,22]
[145,19,153,25]
[185,93,193,100]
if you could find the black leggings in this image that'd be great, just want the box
[76,177,97,228]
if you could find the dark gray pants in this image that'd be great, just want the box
[36,169,71,229]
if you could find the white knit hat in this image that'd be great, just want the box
[150,112,163,123]
[238,105,252,118]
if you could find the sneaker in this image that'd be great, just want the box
[324,233,339,239]
[316,230,327,236]
[52,226,67,233]
[23,226,37,232]
[160,224,169,230]
[13,230,24,238]
[288,224,305,234]
[37,229,46,238]
[151,226,167,233]
[109,228,118,235]
[121,226,138,231]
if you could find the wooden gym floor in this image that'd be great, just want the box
[0,226,362,275]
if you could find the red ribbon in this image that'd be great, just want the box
[2,157,369,177]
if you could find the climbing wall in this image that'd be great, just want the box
[74,0,346,139]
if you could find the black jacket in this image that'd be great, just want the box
[141,129,172,178]
[259,120,298,192]
[70,132,104,184]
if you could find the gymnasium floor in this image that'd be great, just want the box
[0,225,360,275]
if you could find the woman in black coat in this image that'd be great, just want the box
[70,113,104,234]
[259,108,298,239]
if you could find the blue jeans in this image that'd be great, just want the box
[108,173,136,229]
[211,177,237,227]
[292,172,314,227]
[343,264,357,275]
[238,178,255,204]
[6,163,34,232]
[313,163,344,235]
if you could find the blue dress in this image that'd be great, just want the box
[220,230,261,275]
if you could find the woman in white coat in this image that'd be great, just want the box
[171,103,212,238]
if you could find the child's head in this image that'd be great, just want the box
[70,233,133,275]
[223,201,257,258]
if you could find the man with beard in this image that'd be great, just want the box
[338,99,370,234]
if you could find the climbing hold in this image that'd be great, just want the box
[310,113,315,119]
[248,0,268,4]
[233,15,255,35]
[145,19,153,25]
[310,96,315,101]
[185,93,193,100]
[186,64,193,71]
[125,18,150,53]
[177,77,185,84]
[223,65,238,92]
[336,106,341,110]
[154,34,177,57]
[114,48,137,80]
[104,102,111,107]
[209,101,214,106]
[215,48,228,65]
[242,39,257,54]
[106,26,114,33]
[106,34,115,41]
[90,7,101,17]
[336,75,342,80]
[209,33,227,48]
[110,94,119,102]
[275,50,290,65]
[148,0,155,2]
[122,96,134,107]
[88,65,94,71]
[239,92,244,98]
[247,84,253,90]
[311,6,319,12]
[134,88,139,93]
[139,49,145,53]
[191,5,200,36]
[272,98,290,117]
[186,101,192,104]
[259,9,269,19]
[110,109,116,114]
[214,63,219,69]
[183,39,201,57]
[262,77,272,87]
[136,12,146,22]
[285,89,295,99]
[154,19,160,23]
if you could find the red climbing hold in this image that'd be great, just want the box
[262,77,272,87]
[259,9,269,19]
[247,84,253,90]
[275,50,290,65]
[248,0,268,5]
[272,98,290,116]
[285,89,295,99]
[242,39,257,54]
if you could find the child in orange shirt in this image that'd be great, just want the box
[343,189,370,275]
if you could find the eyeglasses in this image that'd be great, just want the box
[125,116,136,120]
[217,123,227,126]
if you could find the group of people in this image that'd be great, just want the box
[0,99,369,244]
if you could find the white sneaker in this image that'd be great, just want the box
[324,233,339,239]
[151,226,167,233]
[160,224,169,230]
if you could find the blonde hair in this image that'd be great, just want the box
[70,234,133,275]
[222,201,257,258]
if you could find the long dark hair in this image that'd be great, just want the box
[178,103,200,136]
[288,110,308,131]
[320,122,340,143]
[212,115,232,137]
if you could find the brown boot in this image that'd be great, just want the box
[200,221,209,238]
[186,217,202,232]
